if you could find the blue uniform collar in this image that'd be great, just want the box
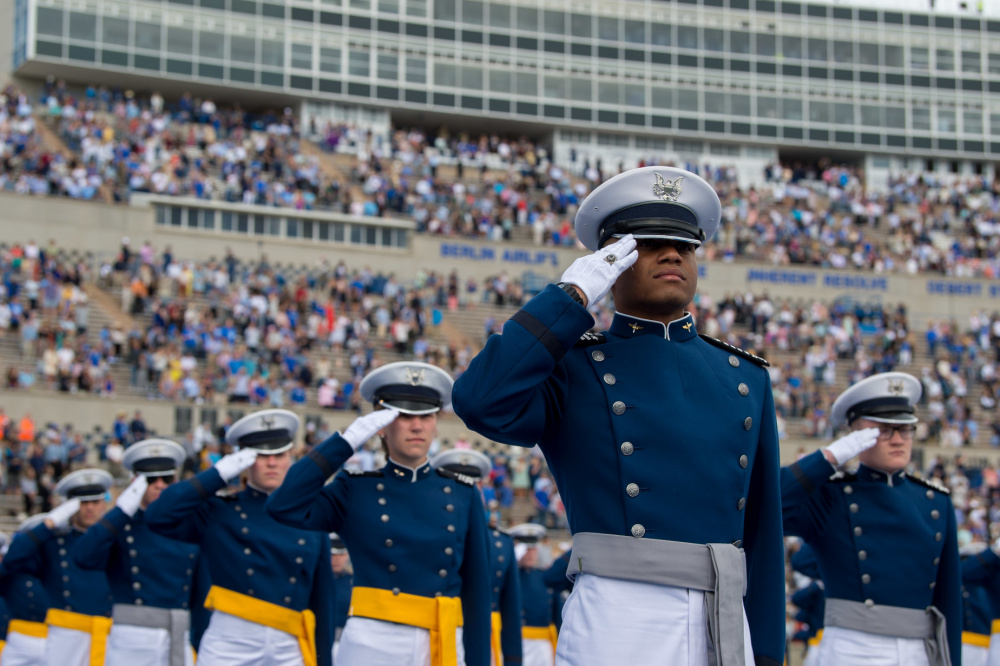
[609,311,697,342]
[384,458,433,483]
[856,464,907,487]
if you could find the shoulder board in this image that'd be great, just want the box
[436,468,476,487]
[345,469,384,477]
[575,332,606,347]
[698,334,769,368]
[828,470,857,483]
[215,489,239,500]
[906,474,951,495]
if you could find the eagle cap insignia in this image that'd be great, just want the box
[404,367,426,387]
[149,446,162,456]
[260,415,276,429]
[887,379,904,395]
[653,173,683,202]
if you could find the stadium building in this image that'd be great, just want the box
[3,0,999,186]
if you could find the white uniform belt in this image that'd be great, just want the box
[824,598,952,666]
[111,604,189,666]
[566,532,747,666]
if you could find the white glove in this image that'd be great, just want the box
[215,448,259,481]
[560,234,638,306]
[47,498,81,530]
[116,476,148,518]
[342,409,400,451]
[823,427,880,466]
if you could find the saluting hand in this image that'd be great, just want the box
[45,498,82,531]
[823,427,880,466]
[342,408,400,451]
[116,475,148,517]
[560,234,638,307]
[215,448,259,481]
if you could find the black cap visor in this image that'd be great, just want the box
[846,397,917,425]
[598,202,706,248]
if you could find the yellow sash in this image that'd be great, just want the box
[963,631,991,648]
[204,586,316,666]
[490,612,502,665]
[45,609,112,666]
[807,629,823,647]
[349,586,463,666]
[7,620,48,638]
[522,624,558,656]
[993,619,1000,635]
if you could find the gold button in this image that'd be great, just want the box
[626,483,639,498]
[592,350,605,362]
[612,401,627,415]
[729,355,740,367]
[604,373,616,385]
[738,383,749,396]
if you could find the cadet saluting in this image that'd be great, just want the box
[266,361,491,666]
[780,372,960,666]
[73,439,210,666]
[453,166,785,666]
[0,516,52,666]
[145,409,334,666]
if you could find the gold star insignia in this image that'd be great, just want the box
[682,322,693,331]
[629,322,643,333]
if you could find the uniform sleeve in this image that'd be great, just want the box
[780,450,838,542]
[72,507,130,571]
[742,372,786,666]
[144,468,227,543]
[542,552,572,593]
[459,488,492,666]
[265,434,355,532]
[961,548,1000,584]
[189,549,213,651]
[310,534,335,666]
[452,285,595,446]
[499,545,523,663]
[3,525,54,577]
[932,496,962,666]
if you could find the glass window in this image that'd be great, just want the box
[135,22,162,51]
[230,36,256,63]
[807,38,827,61]
[781,36,802,59]
[911,47,929,70]
[678,29,698,50]
[989,53,1000,74]
[651,87,672,109]
[860,105,881,126]
[570,13,591,38]
[545,76,566,98]
[186,209,199,228]
[320,46,342,73]
[434,62,457,87]
[69,12,97,41]
[705,91,725,113]
[731,94,750,116]
[406,0,427,17]
[349,49,370,76]
[261,40,284,67]
[937,108,956,132]
[199,31,225,59]
[756,34,775,57]
[516,7,537,31]
[964,110,982,134]
[624,84,644,106]
[379,0,399,12]
[569,78,591,101]
[650,23,670,46]
[912,107,930,130]
[516,72,537,95]
[489,4,510,28]
[624,20,645,44]
[203,210,215,230]
[221,212,234,232]
[489,70,511,93]
[809,100,830,123]
[462,0,483,24]
[287,219,299,238]
[103,17,128,46]
[961,51,980,73]
[544,10,565,34]
[757,96,777,119]
[858,43,878,66]
[378,53,399,80]
[167,27,194,56]
[782,98,803,121]
[834,103,854,124]
[730,31,749,54]
[292,44,313,70]
[885,107,905,128]
[461,65,482,89]
[433,0,455,20]
[677,89,699,112]
[350,0,370,8]
[236,213,249,233]
[884,45,903,68]
[598,18,619,41]
[705,28,724,52]
[405,56,425,83]
[935,49,954,72]
[37,7,63,37]
[991,112,1000,134]
[833,40,853,63]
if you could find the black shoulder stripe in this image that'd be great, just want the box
[575,332,606,347]
[307,449,334,479]
[698,334,769,367]
[189,476,210,500]
[906,475,951,495]
[788,462,814,495]
[436,468,476,487]
[510,310,567,362]
[99,518,119,538]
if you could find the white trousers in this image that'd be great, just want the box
[802,643,821,666]
[1,631,46,666]
[105,623,194,666]
[44,626,91,666]
[816,627,929,666]
[554,573,754,666]
[336,617,465,666]
[523,637,555,666]
[964,643,988,666]
[988,635,1000,666]
[196,611,303,666]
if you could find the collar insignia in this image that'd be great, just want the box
[682,322,693,331]
[629,322,643,333]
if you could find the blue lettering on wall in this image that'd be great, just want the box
[822,275,888,291]
[926,281,983,296]
[746,269,818,286]
[441,243,557,265]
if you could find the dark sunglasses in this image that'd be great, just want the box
[145,474,176,485]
